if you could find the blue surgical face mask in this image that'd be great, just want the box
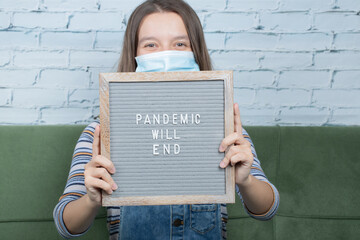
[135,50,200,72]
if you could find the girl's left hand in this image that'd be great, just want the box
[218,103,253,186]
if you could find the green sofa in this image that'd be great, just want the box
[1,125,359,239]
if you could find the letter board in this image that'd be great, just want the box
[99,71,234,206]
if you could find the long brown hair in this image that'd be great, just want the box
[117,0,212,72]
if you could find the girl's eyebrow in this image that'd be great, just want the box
[138,36,159,45]
[138,35,189,45]
[173,35,189,41]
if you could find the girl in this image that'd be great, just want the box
[53,0,280,239]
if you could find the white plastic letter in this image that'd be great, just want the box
[136,114,142,124]
[163,114,169,124]
[180,114,188,124]
[174,144,180,154]
[152,129,159,140]
[153,144,159,155]
[172,113,178,125]
[195,114,201,124]
[163,144,170,155]
[144,114,151,124]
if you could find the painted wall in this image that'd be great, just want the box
[0,0,359,125]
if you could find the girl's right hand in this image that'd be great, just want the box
[84,125,118,206]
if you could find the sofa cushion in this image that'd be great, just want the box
[278,127,360,217]
[0,125,107,239]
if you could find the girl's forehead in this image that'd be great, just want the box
[138,12,188,39]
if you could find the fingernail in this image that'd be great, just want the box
[220,162,226,168]
[112,183,118,190]
[219,146,224,152]
[111,167,116,173]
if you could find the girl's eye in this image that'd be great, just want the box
[176,42,186,47]
[145,43,156,48]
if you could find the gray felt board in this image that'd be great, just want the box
[109,80,225,197]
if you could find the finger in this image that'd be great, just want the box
[86,177,114,195]
[219,132,237,152]
[219,146,237,168]
[92,168,118,190]
[88,155,116,174]
[229,152,248,167]
[220,146,243,168]
[219,155,230,168]
[234,103,244,135]
[219,132,248,152]
[92,125,101,157]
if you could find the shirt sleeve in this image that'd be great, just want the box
[235,127,280,221]
[53,121,100,239]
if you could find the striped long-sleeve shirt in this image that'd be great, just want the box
[53,121,280,239]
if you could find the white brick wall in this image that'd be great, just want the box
[0,0,359,126]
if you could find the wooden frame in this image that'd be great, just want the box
[99,71,234,206]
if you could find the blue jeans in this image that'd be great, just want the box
[118,204,222,240]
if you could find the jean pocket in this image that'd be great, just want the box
[190,204,217,234]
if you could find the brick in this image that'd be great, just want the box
[279,107,329,125]
[91,107,99,117]
[227,0,278,11]
[92,106,100,119]
[89,67,114,89]
[236,107,276,126]
[43,0,98,10]
[0,31,38,48]
[0,107,38,124]
[186,0,226,10]
[38,69,90,88]
[0,89,11,105]
[69,50,119,68]
[260,12,311,31]
[234,71,275,87]
[312,90,360,107]
[95,31,124,50]
[0,12,10,28]
[0,0,38,10]
[226,33,278,50]
[204,33,225,50]
[279,0,333,10]
[334,33,360,50]
[261,52,312,69]
[13,12,67,29]
[68,89,99,107]
[13,89,66,107]
[41,31,93,49]
[40,32,94,49]
[330,108,360,125]
[14,50,67,67]
[204,12,256,32]
[99,0,144,13]
[0,50,11,66]
[315,52,360,69]
[314,12,360,31]
[333,71,360,88]
[278,71,330,88]
[278,33,331,51]
[41,107,92,124]
[234,88,256,106]
[337,0,360,10]
[69,12,124,30]
[194,11,206,27]
[211,51,259,70]
[256,89,311,106]
[0,70,37,87]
